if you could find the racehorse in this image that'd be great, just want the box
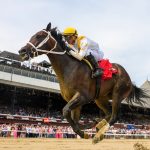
[19,23,149,143]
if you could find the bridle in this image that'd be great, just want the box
[27,30,66,55]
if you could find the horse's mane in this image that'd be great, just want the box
[50,27,71,51]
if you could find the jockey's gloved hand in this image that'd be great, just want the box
[65,41,69,47]
[65,42,74,52]
[66,47,72,53]
[64,43,71,53]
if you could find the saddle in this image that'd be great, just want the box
[98,59,118,80]
[83,58,118,80]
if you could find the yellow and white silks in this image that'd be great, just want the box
[69,36,104,61]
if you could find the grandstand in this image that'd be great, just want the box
[0,50,150,139]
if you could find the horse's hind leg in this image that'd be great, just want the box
[109,93,122,126]
[108,72,132,125]
[63,92,90,138]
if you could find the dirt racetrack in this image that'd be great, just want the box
[0,138,150,150]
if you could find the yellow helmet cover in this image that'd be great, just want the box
[63,27,78,36]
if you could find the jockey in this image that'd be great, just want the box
[63,27,104,78]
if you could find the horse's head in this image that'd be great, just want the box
[19,23,67,61]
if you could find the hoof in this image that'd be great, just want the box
[93,123,109,144]
[84,133,89,139]
[92,134,104,144]
[96,119,107,130]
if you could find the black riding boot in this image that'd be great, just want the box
[86,54,103,78]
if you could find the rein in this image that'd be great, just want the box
[28,30,66,55]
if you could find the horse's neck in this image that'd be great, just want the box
[48,53,77,82]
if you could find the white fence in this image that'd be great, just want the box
[1,129,150,139]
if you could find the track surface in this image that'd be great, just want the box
[0,138,150,150]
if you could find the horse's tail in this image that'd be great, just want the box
[126,84,150,106]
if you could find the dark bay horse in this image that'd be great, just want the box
[19,23,149,143]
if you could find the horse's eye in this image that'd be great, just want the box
[36,35,41,39]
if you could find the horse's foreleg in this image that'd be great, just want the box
[71,108,97,130]
[63,92,89,138]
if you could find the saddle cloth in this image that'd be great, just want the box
[98,59,118,80]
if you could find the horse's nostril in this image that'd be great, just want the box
[18,50,21,54]
[19,49,26,54]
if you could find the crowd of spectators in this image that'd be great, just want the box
[21,61,55,75]
[0,105,98,123]
[0,123,82,139]
[0,123,150,139]
[0,56,55,76]
[1,104,150,125]
[107,125,150,135]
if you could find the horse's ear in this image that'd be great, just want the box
[46,22,51,31]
